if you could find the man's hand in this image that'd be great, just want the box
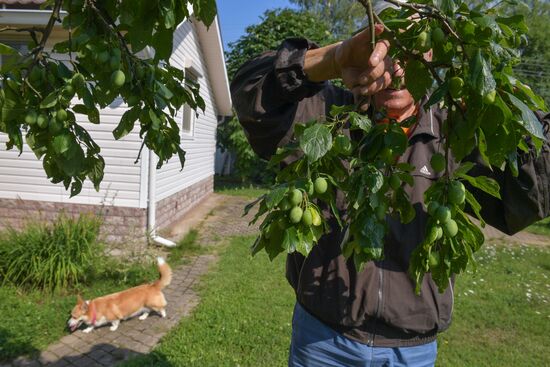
[335,25,393,110]
[304,25,393,111]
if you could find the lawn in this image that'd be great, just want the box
[526,217,550,236]
[122,237,550,367]
[214,175,267,199]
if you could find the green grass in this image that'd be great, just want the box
[121,235,294,367]
[122,238,549,367]
[437,243,550,366]
[165,230,203,267]
[214,175,267,198]
[526,217,550,236]
[0,214,101,292]
[0,258,159,362]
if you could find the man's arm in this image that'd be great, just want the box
[230,27,393,160]
[469,112,550,235]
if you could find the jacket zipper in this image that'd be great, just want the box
[370,260,384,346]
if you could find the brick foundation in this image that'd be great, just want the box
[0,175,213,244]
[156,176,214,230]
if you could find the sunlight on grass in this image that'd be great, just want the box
[122,239,550,367]
[526,217,550,236]
[121,235,294,367]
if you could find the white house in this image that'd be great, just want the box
[0,1,232,244]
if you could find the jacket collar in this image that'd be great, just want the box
[408,98,442,140]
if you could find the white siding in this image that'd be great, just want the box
[0,103,144,208]
[155,20,218,202]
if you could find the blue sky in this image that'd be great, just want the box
[217,0,296,50]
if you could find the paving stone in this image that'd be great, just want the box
[58,335,81,346]
[85,349,111,364]
[70,356,98,367]
[138,335,160,348]
[11,358,40,367]
[47,345,74,358]
[47,360,71,367]
[38,350,59,364]
[96,344,117,354]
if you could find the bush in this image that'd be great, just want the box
[216,116,274,184]
[0,214,102,292]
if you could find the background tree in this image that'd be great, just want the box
[289,0,365,39]
[0,0,216,196]
[513,0,550,107]
[219,8,333,183]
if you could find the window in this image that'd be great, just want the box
[181,69,199,139]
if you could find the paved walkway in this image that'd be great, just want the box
[3,194,258,367]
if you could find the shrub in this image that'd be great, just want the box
[0,214,102,292]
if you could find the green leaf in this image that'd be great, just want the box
[425,81,448,109]
[88,107,100,124]
[177,146,186,170]
[469,50,496,97]
[358,216,385,260]
[395,187,416,224]
[330,104,355,117]
[72,104,88,115]
[243,195,265,217]
[192,0,217,26]
[464,190,486,227]
[40,92,58,109]
[265,185,288,209]
[457,174,501,199]
[451,162,475,178]
[152,28,173,61]
[435,0,457,16]
[155,81,174,100]
[87,156,105,191]
[299,123,332,162]
[506,92,546,141]
[348,112,372,132]
[113,107,140,139]
[405,60,432,102]
[53,134,71,154]
[70,180,83,198]
[0,43,18,55]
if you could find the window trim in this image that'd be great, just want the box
[180,66,201,141]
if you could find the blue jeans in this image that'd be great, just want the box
[289,303,437,367]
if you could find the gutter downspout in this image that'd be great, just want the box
[142,45,175,248]
[147,149,176,247]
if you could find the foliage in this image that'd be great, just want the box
[0,0,217,196]
[245,0,548,293]
[514,0,550,107]
[0,214,101,292]
[216,116,272,183]
[290,0,365,38]
[214,175,268,199]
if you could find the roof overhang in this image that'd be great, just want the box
[193,15,232,116]
[0,8,65,26]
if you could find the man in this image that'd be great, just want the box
[230,11,550,367]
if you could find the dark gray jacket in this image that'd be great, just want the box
[231,38,550,347]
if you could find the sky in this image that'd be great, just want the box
[217,0,296,51]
